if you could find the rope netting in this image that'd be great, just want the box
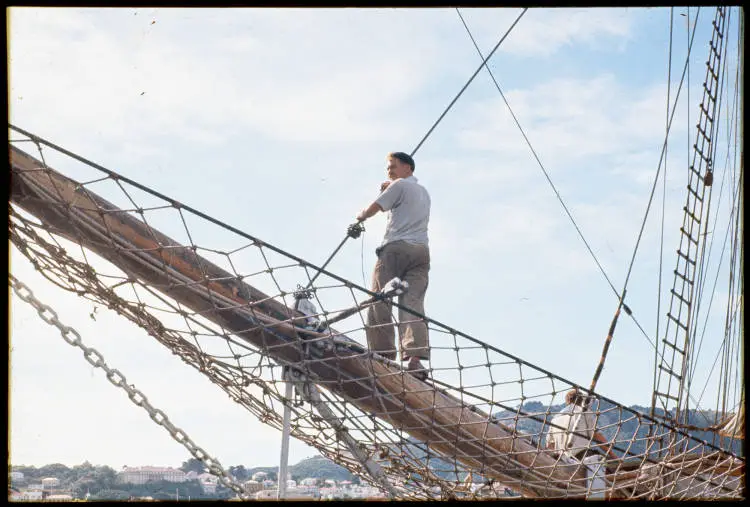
[8,127,744,499]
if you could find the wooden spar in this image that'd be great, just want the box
[9,144,741,498]
[9,144,594,496]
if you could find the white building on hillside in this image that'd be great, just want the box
[10,471,24,481]
[45,494,74,502]
[118,466,188,485]
[197,472,218,494]
[42,477,60,489]
[18,490,44,501]
[243,480,262,494]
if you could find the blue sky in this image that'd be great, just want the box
[9,7,742,471]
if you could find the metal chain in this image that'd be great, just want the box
[9,273,250,499]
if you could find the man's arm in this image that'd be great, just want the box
[593,430,617,460]
[356,202,383,222]
[357,178,403,222]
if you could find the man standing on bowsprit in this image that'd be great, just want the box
[355,152,431,380]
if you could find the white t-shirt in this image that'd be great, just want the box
[547,405,597,455]
[375,175,430,247]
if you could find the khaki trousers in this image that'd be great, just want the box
[366,240,430,360]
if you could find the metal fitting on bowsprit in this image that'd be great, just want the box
[347,222,365,239]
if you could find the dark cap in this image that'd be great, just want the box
[388,152,415,171]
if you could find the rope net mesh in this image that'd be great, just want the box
[8,129,744,499]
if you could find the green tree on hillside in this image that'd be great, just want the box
[229,465,250,481]
[95,465,117,487]
[38,463,70,480]
[72,461,95,478]
[72,477,97,499]
[69,465,117,497]
[180,457,205,474]
[92,488,130,500]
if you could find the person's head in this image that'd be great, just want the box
[565,389,586,407]
[386,152,415,180]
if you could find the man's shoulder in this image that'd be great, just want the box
[550,411,572,424]
[402,176,429,193]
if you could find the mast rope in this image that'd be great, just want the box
[9,126,741,457]
[409,8,528,158]
[302,8,528,292]
[453,7,708,395]
[653,6,675,418]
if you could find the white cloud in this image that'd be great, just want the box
[455,75,684,165]
[7,8,449,152]
[7,7,645,157]
[455,7,637,57]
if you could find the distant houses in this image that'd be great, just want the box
[250,478,387,500]
[118,466,218,494]
[8,477,74,502]
[42,494,74,502]
[117,466,188,485]
[196,472,219,494]
[13,489,44,501]
[242,479,263,494]
[9,463,397,501]
[41,478,60,489]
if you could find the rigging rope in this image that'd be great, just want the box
[654,6,675,415]
[617,7,702,296]
[9,125,741,458]
[452,7,696,390]
[303,8,528,293]
[593,7,705,401]
[685,7,733,413]
[410,8,528,158]
[455,6,735,429]
[688,77,742,384]
[454,7,618,298]
[9,125,744,499]
[652,7,729,432]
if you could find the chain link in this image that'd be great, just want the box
[9,273,250,499]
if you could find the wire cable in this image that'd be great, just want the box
[410,8,528,158]
[454,8,618,296]
[453,8,699,359]
[653,6,675,411]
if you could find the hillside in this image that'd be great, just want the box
[11,403,741,498]
[491,401,743,458]
[246,455,357,482]
[242,403,742,484]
